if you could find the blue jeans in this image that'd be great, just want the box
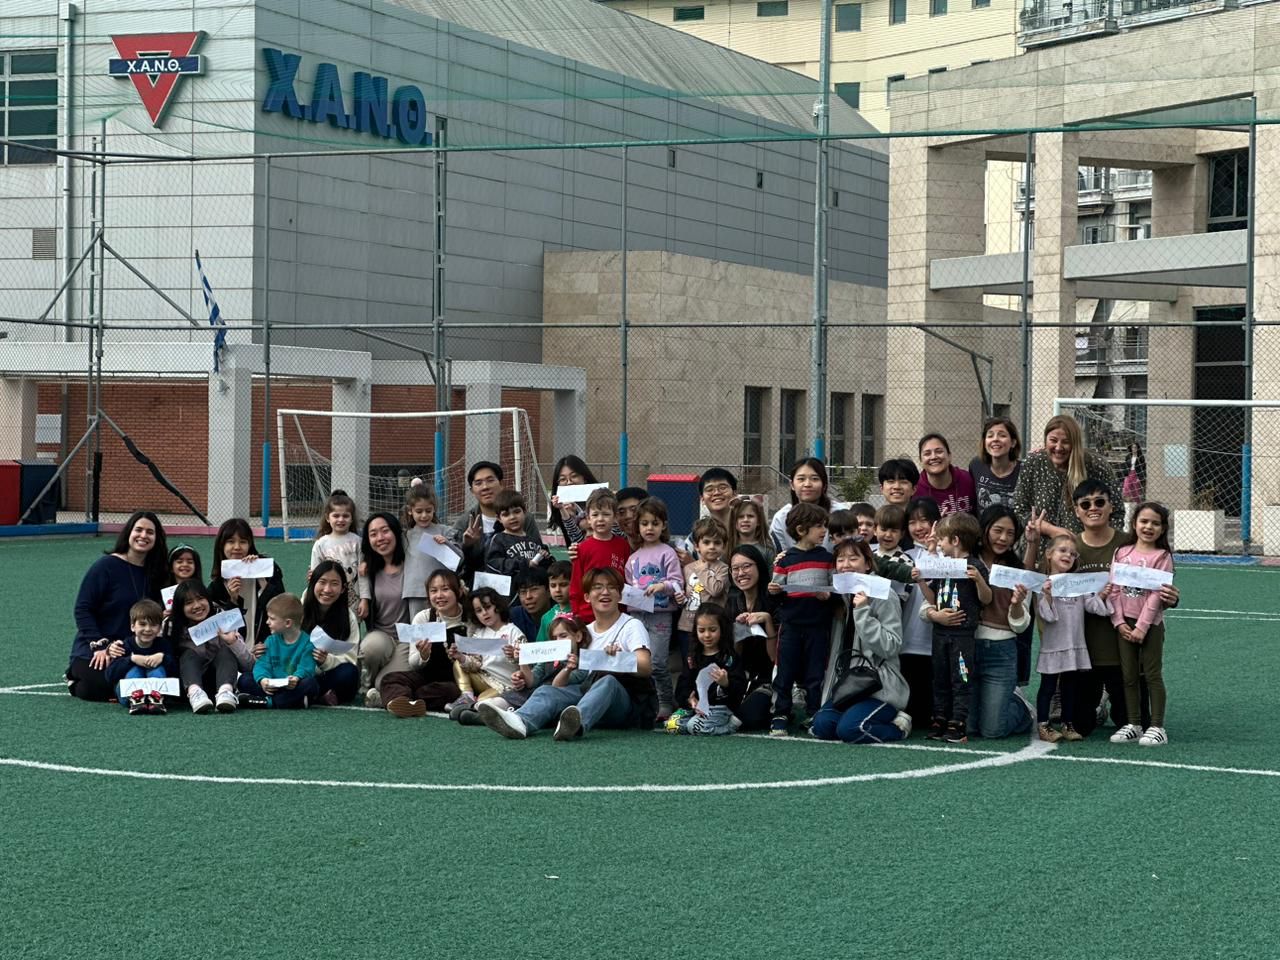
[516,676,633,736]
[971,636,1032,738]
[811,698,904,744]
[116,665,167,705]
[773,621,830,719]
[269,676,320,709]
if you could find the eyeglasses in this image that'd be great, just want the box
[729,564,756,575]
[702,483,734,495]
[1076,497,1109,509]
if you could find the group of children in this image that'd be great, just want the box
[99,456,1174,749]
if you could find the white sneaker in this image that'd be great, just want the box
[189,688,214,715]
[1110,723,1142,744]
[215,688,237,713]
[1012,686,1036,724]
[364,687,382,709]
[554,704,583,741]
[891,711,913,737]
[477,699,527,739]
[1139,726,1168,747]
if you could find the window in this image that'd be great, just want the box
[830,394,852,465]
[1208,150,1248,232]
[928,66,948,74]
[757,1,789,15]
[836,2,862,30]
[971,59,991,65]
[673,5,705,20]
[890,0,907,23]
[831,189,840,207]
[779,390,802,470]
[886,74,905,106]
[930,0,947,14]
[2,51,58,166]
[668,148,677,168]
[756,170,764,189]
[973,0,991,7]
[744,388,766,466]
[834,82,860,111]
[859,394,882,468]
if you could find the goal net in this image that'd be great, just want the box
[276,406,550,540]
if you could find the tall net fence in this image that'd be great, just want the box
[2,2,1280,553]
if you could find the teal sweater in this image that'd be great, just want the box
[252,631,318,684]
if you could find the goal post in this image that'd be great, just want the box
[275,406,549,540]
[1053,396,1280,547]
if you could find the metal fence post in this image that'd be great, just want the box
[620,144,629,487]
[809,0,832,461]
[261,155,273,528]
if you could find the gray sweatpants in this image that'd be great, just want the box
[677,704,736,736]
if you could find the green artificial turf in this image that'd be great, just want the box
[1,536,1278,959]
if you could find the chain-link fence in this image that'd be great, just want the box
[1,5,1279,555]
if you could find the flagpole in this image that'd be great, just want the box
[261,156,272,530]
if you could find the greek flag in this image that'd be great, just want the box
[195,249,227,372]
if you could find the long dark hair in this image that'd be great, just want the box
[978,504,1023,568]
[302,560,351,640]
[1122,500,1172,553]
[361,512,405,576]
[548,455,599,535]
[108,510,169,594]
[786,456,832,511]
[725,545,770,620]
[210,517,257,581]
[165,543,204,588]
[167,579,224,641]
[692,602,735,658]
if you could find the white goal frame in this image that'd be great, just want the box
[275,405,547,538]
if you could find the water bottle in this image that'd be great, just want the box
[958,652,969,683]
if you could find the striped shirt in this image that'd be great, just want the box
[772,545,835,624]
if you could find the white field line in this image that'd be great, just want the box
[0,682,66,692]
[1044,753,1280,778]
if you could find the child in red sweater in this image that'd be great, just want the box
[570,488,632,623]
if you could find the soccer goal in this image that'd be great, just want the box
[275,406,550,540]
[1054,397,1280,544]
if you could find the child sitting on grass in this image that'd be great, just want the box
[107,599,175,715]
[253,593,320,709]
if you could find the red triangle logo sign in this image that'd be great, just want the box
[109,33,206,127]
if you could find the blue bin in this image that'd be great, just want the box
[19,461,59,524]
[646,473,701,537]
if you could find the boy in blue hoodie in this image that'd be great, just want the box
[253,594,319,709]
[107,599,176,715]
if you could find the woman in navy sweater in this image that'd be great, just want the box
[67,511,168,702]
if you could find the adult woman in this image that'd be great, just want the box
[969,417,1022,513]
[302,560,361,706]
[1013,414,1122,548]
[811,539,910,743]
[724,546,778,732]
[972,506,1035,737]
[357,512,411,707]
[547,454,600,541]
[1122,442,1146,530]
[478,567,655,740]
[915,433,976,516]
[769,457,846,551]
[207,518,284,649]
[67,511,168,701]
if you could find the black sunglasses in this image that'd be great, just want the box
[1076,496,1109,509]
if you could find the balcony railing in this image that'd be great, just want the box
[1075,327,1149,371]
[1019,0,1236,46]
[1080,223,1117,244]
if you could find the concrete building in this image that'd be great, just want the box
[0,0,889,521]
[888,1,1273,523]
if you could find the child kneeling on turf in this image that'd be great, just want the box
[253,593,320,709]
[669,603,746,735]
[107,599,175,714]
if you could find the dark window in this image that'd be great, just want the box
[757,1,790,15]
[890,0,907,22]
[886,74,905,106]
[836,2,862,30]
[744,388,766,466]
[668,148,677,168]
[931,0,947,14]
[1208,150,1248,232]
[1193,307,1247,514]
[973,0,991,7]
[860,394,882,468]
[834,82,860,111]
[2,51,57,166]
[756,170,764,189]
[928,66,948,75]
[830,394,852,465]
[779,390,801,470]
[674,5,706,20]
[831,189,840,207]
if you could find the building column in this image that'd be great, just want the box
[552,385,586,464]
[465,382,505,470]
[207,358,253,522]
[1248,121,1280,525]
[0,378,37,460]
[331,377,371,517]
[885,139,988,458]
[1029,132,1080,434]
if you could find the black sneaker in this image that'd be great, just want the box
[237,692,269,710]
[945,721,968,744]
[457,708,482,726]
[927,718,947,741]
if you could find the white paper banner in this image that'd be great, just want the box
[732,621,769,641]
[832,572,894,599]
[695,663,717,714]
[395,621,448,645]
[914,554,969,579]
[621,584,656,613]
[455,635,511,658]
[577,646,638,674]
[519,638,572,665]
[472,572,512,596]
[118,677,179,697]
[556,482,609,503]
[415,535,461,571]
[262,677,291,690]
[1048,572,1112,598]
[989,565,1047,594]
[1110,563,1174,590]
[308,627,354,655]
[189,607,245,646]
[161,584,177,612]
[220,557,275,579]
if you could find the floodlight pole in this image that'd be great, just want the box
[1020,133,1035,440]
[809,0,833,462]
[262,155,273,527]
[433,119,449,508]
[620,144,629,487]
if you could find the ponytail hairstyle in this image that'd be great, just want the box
[317,489,359,537]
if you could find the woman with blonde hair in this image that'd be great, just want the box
[1012,414,1122,553]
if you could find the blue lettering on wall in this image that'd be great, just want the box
[260,48,432,146]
